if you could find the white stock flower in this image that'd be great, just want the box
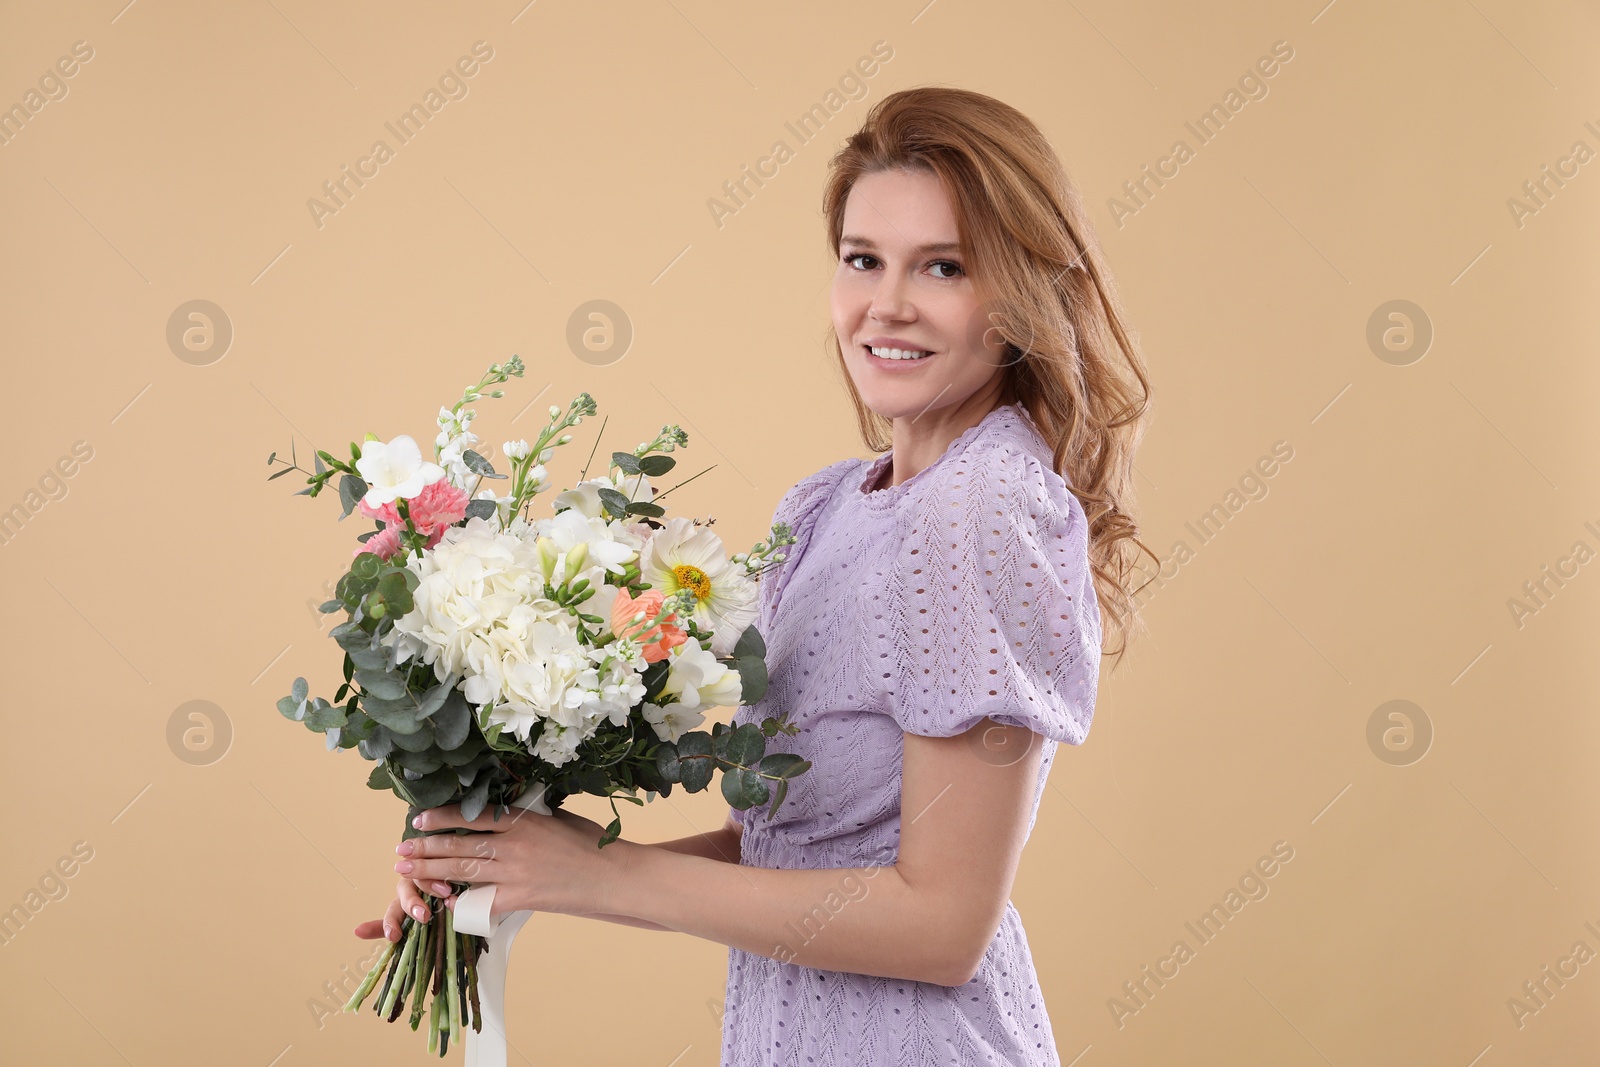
[356,435,447,507]
[503,439,532,460]
[661,641,743,710]
[640,517,759,657]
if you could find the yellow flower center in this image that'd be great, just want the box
[673,564,712,600]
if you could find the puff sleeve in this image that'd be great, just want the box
[872,442,1101,744]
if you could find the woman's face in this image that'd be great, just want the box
[831,167,1009,422]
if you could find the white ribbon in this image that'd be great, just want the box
[453,780,552,1067]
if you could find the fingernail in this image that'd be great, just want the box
[395,861,414,874]
[396,841,414,857]
[432,882,450,896]
[412,904,427,921]
[412,815,424,829]
[383,923,393,940]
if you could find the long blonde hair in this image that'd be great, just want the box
[821,86,1157,664]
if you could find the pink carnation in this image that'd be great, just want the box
[356,525,405,561]
[357,497,402,527]
[409,479,470,535]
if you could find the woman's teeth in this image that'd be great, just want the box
[868,345,932,361]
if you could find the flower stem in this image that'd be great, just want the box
[408,912,437,1030]
[372,917,410,1012]
[445,900,462,1046]
[343,936,397,1013]
[379,917,424,1019]
[466,935,482,1032]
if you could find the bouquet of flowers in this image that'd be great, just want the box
[266,357,809,1056]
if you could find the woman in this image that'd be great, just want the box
[357,86,1154,1064]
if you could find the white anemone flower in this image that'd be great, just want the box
[640,517,758,657]
[357,434,446,506]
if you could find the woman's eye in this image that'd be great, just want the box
[843,253,964,280]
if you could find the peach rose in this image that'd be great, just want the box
[612,588,687,663]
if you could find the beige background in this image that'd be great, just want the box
[2,1,1596,1064]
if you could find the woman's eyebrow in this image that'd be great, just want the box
[840,235,962,254]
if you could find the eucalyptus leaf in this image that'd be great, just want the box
[304,698,346,731]
[676,731,714,792]
[414,682,452,721]
[596,487,630,519]
[732,624,766,660]
[720,766,770,808]
[723,722,765,768]
[367,763,393,790]
[637,454,675,477]
[354,669,408,700]
[362,696,424,735]
[460,776,490,821]
[462,449,501,477]
[338,474,369,519]
[437,731,485,766]
[768,777,790,820]
[464,498,498,522]
[736,656,768,704]
[757,752,810,778]
[347,646,391,672]
[387,717,436,752]
[359,726,395,761]
[406,766,461,809]
[610,451,642,475]
[431,690,472,748]
[391,745,444,774]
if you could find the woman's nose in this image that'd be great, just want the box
[868,274,913,322]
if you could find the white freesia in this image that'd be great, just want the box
[641,700,706,744]
[661,641,744,710]
[356,435,446,507]
[640,517,759,656]
[553,467,655,520]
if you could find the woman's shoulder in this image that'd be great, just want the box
[771,456,864,523]
[908,409,1080,534]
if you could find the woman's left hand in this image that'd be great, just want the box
[393,802,630,921]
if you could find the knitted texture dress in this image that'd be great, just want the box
[719,401,1102,1066]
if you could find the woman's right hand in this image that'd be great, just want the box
[352,877,454,943]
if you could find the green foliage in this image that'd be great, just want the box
[654,716,812,822]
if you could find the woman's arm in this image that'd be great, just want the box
[596,720,1045,987]
[569,814,744,932]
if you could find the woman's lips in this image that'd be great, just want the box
[863,343,935,368]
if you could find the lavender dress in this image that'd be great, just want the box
[720,402,1102,1066]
